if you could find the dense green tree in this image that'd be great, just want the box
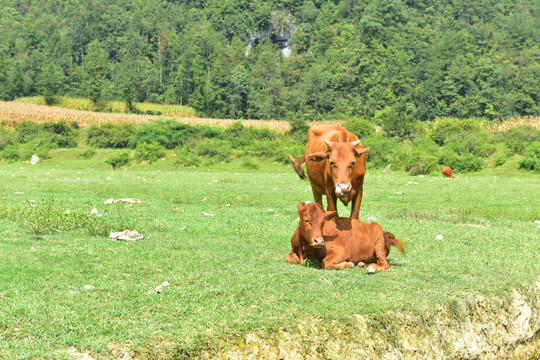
[85,39,109,108]
[0,0,538,123]
[38,63,64,106]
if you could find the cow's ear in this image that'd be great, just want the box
[307,152,328,162]
[325,211,338,220]
[354,147,370,157]
[297,202,307,216]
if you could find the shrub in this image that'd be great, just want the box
[194,139,232,162]
[42,121,77,148]
[518,142,540,172]
[493,154,506,167]
[20,139,54,160]
[86,123,135,148]
[0,128,14,151]
[457,153,485,173]
[241,157,259,170]
[0,144,20,162]
[134,143,166,163]
[429,118,482,146]
[80,148,97,159]
[343,118,376,139]
[362,135,401,169]
[503,125,540,155]
[404,149,438,175]
[105,152,131,170]
[175,146,199,167]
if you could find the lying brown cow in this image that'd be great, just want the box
[442,166,454,178]
[286,202,404,272]
[289,125,370,219]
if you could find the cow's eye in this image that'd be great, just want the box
[329,160,335,167]
[350,161,356,167]
[304,219,310,223]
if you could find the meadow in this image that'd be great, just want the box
[0,149,538,358]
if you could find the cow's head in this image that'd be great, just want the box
[307,140,370,198]
[297,202,337,248]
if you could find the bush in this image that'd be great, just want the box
[105,152,131,170]
[134,143,166,163]
[457,153,485,173]
[80,148,97,159]
[429,118,482,146]
[518,142,540,172]
[42,121,77,148]
[0,128,14,151]
[194,139,232,162]
[362,135,401,169]
[503,125,540,155]
[404,149,438,175]
[241,157,260,170]
[343,118,376,139]
[0,144,20,162]
[493,154,506,167]
[175,146,199,167]
[86,123,135,148]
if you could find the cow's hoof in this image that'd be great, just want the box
[357,262,365,268]
[366,266,376,274]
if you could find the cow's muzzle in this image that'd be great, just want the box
[335,183,352,197]
[311,237,324,248]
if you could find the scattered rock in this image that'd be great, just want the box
[155,281,170,293]
[83,285,95,291]
[109,230,144,241]
[367,216,377,222]
[104,198,142,204]
[394,192,405,195]
[408,181,419,185]
[14,192,24,195]
[435,235,444,241]
[30,154,39,165]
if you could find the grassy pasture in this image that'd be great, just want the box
[0,151,538,358]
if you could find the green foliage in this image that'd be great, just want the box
[241,157,259,170]
[194,139,232,162]
[430,119,483,146]
[518,142,540,173]
[38,63,65,106]
[502,125,540,155]
[86,123,135,148]
[343,118,376,140]
[105,152,131,170]
[134,143,166,163]
[80,148,97,159]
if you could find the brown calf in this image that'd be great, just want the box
[442,166,454,178]
[286,202,404,272]
[289,125,370,220]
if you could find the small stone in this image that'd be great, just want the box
[368,216,377,222]
[30,154,40,165]
[435,235,444,241]
[84,285,95,291]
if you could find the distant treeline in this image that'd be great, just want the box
[0,0,538,122]
[0,119,539,174]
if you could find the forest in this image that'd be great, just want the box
[0,0,539,122]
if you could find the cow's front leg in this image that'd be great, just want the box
[322,253,353,270]
[325,188,338,212]
[286,251,302,264]
[350,183,364,220]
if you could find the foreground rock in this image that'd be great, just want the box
[212,284,539,359]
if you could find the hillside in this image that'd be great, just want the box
[0,0,538,122]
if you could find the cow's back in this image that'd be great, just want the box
[306,125,359,154]
[323,217,379,264]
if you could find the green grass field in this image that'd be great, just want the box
[0,150,538,358]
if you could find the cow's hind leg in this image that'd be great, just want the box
[322,254,354,270]
[366,225,391,273]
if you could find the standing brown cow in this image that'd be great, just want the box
[442,166,454,178]
[289,125,370,219]
[286,202,404,271]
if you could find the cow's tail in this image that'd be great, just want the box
[384,231,405,254]
[289,154,306,180]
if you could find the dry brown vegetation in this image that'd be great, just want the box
[0,101,293,132]
[1,101,538,133]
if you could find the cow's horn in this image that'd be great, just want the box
[352,140,362,147]
[324,140,332,147]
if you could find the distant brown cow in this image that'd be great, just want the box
[442,166,454,178]
[289,125,370,219]
[286,202,404,272]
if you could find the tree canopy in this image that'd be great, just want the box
[0,0,538,121]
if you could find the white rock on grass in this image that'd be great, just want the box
[435,235,444,241]
[83,285,95,291]
[30,154,39,165]
[155,281,170,293]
